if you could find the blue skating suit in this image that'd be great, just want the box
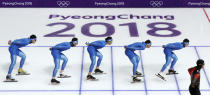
[87,40,106,72]
[161,42,184,72]
[8,38,31,74]
[125,42,146,75]
[50,42,71,77]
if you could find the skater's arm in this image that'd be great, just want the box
[188,68,194,75]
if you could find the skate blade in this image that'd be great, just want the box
[51,82,60,85]
[130,80,143,83]
[131,75,144,77]
[86,78,99,81]
[155,74,166,81]
[93,73,107,75]
[16,73,30,75]
[166,73,179,75]
[4,80,18,82]
[57,76,71,78]
[137,75,144,77]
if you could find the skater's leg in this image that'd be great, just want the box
[8,54,17,75]
[160,55,172,72]
[87,46,96,75]
[52,58,60,78]
[96,51,103,68]
[132,55,141,82]
[58,54,71,78]
[170,53,178,70]
[135,54,140,70]
[130,57,138,76]
[87,47,98,80]
[89,55,96,73]
[125,50,141,82]
[60,54,68,71]
[51,50,61,84]
[125,50,137,76]
[17,49,26,69]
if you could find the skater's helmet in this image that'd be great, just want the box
[71,37,78,45]
[105,36,112,42]
[183,38,189,46]
[145,40,152,46]
[105,36,113,45]
[197,59,205,67]
[30,34,37,44]
[30,34,37,41]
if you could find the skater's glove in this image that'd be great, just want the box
[8,40,11,45]
[49,47,53,51]
[85,42,89,46]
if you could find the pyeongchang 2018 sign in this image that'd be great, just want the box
[0,0,210,8]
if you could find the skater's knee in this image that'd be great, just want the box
[136,56,140,62]
[63,58,68,63]
[91,56,96,62]
[174,57,178,60]
[21,54,26,59]
[98,54,103,59]
[10,62,16,66]
[137,56,140,60]
[96,52,103,58]
[172,57,178,61]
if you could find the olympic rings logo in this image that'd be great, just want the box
[150,1,163,7]
[57,1,70,7]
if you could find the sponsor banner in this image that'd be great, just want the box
[0,0,210,8]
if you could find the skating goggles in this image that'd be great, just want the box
[106,39,112,42]
[146,43,151,46]
[31,38,37,41]
[183,42,189,45]
[72,40,78,45]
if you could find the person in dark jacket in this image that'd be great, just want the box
[188,59,205,95]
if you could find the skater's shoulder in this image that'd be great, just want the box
[92,40,106,44]
[57,42,70,45]
[11,38,30,45]
[130,42,144,45]
[95,40,106,43]
[167,42,180,45]
[14,38,30,41]
[165,42,182,47]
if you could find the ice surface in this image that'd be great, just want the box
[0,8,209,95]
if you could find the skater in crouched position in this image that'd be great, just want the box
[50,38,78,85]
[188,59,204,95]
[86,37,113,81]
[156,39,189,81]
[124,40,151,82]
[5,35,37,82]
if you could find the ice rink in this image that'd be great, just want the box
[0,8,210,95]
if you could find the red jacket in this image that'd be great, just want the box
[188,66,200,86]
